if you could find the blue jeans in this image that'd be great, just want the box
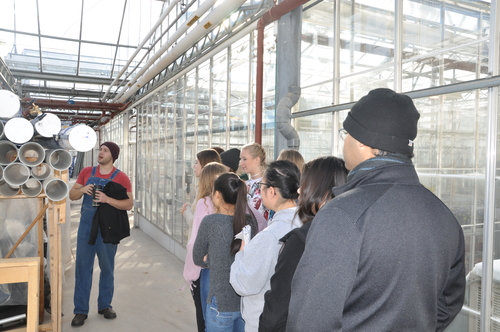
[200,268,210,321]
[205,296,244,332]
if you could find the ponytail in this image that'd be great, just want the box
[213,173,257,255]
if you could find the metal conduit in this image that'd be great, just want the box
[255,0,311,144]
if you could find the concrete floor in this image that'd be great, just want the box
[61,200,197,331]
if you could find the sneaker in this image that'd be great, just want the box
[71,314,87,327]
[98,308,117,319]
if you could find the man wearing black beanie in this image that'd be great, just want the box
[287,88,465,332]
[68,142,133,327]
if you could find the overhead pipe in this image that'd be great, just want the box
[21,98,130,112]
[116,0,245,103]
[276,86,301,149]
[0,120,4,139]
[255,0,311,144]
[19,142,46,167]
[102,0,182,101]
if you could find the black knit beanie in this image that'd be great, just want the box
[343,88,420,155]
[220,148,240,171]
[100,142,120,162]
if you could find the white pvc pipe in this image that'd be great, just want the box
[45,149,72,171]
[3,162,31,186]
[114,0,221,102]
[0,141,18,165]
[19,142,46,167]
[43,176,69,201]
[102,0,182,100]
[31,113,62,138]
[4,117,34,144]
[21,177,43,197]
[0,180,19,197]
[0,90,21,119]
[31,162,52,180]
[34,124,97,152]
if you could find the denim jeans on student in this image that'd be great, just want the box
[205,296,244,332]
[200,268,210,320]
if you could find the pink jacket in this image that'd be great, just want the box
[183,196,215,286]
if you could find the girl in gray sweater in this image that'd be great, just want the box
[193,173,258,332]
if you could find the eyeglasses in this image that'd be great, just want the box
[338,128,348,141]
[257,182,271,190]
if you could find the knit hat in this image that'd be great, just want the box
[343,88,420,155]
[100,142,120,162]
[220,148,240,171]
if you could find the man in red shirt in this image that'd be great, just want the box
[68,142,133,327]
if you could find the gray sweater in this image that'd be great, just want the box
[193,213,241,312]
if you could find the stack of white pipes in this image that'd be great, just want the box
[0,90,97,201]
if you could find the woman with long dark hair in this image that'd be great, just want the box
[258,156,348,332]
[230,160,302,332]
[193,173,258,332]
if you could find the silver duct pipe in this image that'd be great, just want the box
[3,162,30,186]
[116,0,245,103]
[3,117,34,144]
[0,165,3,181]
[0,120,4,139]
[19,142,46,167]
[0,180,19,197]
[276,86,301,149]
[21,178,43,197]
[0,141,18,165]
[31,162,52,180]
[45,149,72,171]
[43,176,69,201]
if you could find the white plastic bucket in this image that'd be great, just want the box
[0,90,21,120]
[31,113,62,138]
[45,149,72,171]
[19,142,46,167]
[31,162,52,180]
[0,180,19,197]
[21,178,43,197]
[0,141,18,165]
[4,118,34,144]
[58,124,97,152]
[43,176,69,201]
[3,162,30,186]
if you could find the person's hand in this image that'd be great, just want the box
[203,254,208,263]
[82,184,95,196]
[239,239,246,252]
[180,203,189,214]
[94,190,110,204]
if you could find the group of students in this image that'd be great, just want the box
[180,142,348,332]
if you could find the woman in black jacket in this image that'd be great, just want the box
[258,156,348,332]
